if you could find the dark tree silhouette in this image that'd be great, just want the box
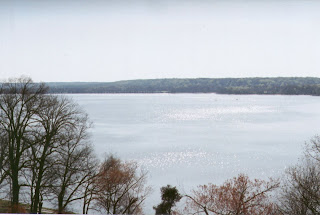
[154,185,182,215]
[278,136,320,215]
[0,77,47,212]
[0,77,99,213]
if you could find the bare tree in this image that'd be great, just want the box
[94,155,152,214]
[184,174,279,215]
[26,95,95,213]
[0,77,101,214]
[278,136,320,215]
[0,131,8,186]
[46,111,97,214]
[82,173,98,214]
[0,77,47,211]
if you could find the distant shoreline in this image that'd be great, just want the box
[46,77,320,96]
[52,92,319,96]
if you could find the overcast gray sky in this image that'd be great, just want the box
[0,0,319,82]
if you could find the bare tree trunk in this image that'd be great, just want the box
[30,147,48,213]
[32,175,42,213]
[58,187,66,214]
[11,173,20,212]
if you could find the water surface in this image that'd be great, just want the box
[69,94,320,213]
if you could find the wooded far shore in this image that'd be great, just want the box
[46,77,320,96]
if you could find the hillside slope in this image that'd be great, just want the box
[47,77,320,95]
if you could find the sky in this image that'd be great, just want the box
[0,0,319,82]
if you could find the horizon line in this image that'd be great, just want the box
[40,76,320,83]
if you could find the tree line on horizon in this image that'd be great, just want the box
[1,77,320,214]
[46,77,320,95]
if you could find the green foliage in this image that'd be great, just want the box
[154,202,172,215]
[46,77,320,95]
[154,185,182,215]
[160,185,182,205]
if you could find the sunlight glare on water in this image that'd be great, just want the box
[161,105,276,122]
[68,94,320,214]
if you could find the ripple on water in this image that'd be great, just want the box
[159,106,276,122]
[135,149,274,173]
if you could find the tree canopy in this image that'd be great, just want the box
[46,77,320,96]
[154,185,182,215]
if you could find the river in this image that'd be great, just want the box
[67,93,320,214]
